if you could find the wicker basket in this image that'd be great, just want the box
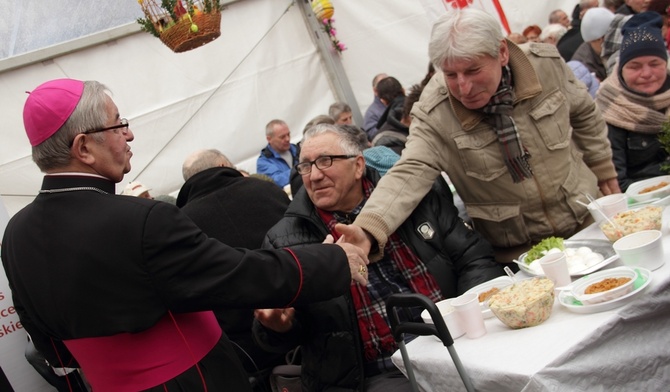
[160,10,221,53]
[138,0,221,53]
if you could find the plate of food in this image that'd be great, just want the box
[558,267,652,313]
[625,175,670,203]
[517,237,618,277]
[463,276,514,319]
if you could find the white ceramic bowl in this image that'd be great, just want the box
[626,175,670,203]
[570,267,637,305]
[420,298,465,339]
[599,205,663,242]
[613,230,665,271]
[463,276,514,319]
[587,193,628,224]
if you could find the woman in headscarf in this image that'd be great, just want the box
[596,11,670,191]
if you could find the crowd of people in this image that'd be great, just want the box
[3,2,670,392]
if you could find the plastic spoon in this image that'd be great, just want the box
[504,266,518,283]
[584,192,623,237]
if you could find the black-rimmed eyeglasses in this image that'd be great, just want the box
[83,118,129,135]
[295,155,358,175]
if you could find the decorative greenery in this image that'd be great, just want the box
[137,17,160,37]
[659,119,670,172]
[322,18,346,53]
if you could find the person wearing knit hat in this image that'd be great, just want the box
[618,10,669,68]
[2,79,369,391]
[572,7,616,80]
[595,11,670,191]
[362,145,399,176]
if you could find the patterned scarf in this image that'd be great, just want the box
[316,178,444,361]
[480,66,533,183]
[596,68,670,134]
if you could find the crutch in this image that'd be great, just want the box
[386,293,475,392]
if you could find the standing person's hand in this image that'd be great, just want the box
[254,308,295,333]
[334,223,373,255]
[598,178,621,195]
[323,234,369,285]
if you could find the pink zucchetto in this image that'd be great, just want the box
[23,78,84,146]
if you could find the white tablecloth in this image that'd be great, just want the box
[391,210,670,391]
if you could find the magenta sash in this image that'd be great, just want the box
[64,311,221,392]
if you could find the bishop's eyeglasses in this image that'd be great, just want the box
[83,118,129,135]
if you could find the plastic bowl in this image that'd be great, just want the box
[487,278,555,329]
[463,276,514,319]
[587,194,628,224]
[599,205,663,242]
[570,267,637,305]
[613,230,665,271]
[420,298,465,339]
[626,175,670,203]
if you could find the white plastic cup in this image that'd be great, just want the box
[421,298,465,339]
[613,230,665,271]
[538,252,572,288]
[588,193,628,224]
[451,292,486,339]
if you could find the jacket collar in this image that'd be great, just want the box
[41,174,117,194]
[176,167,243,207]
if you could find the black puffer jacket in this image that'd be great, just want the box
[608,123,670,191]
[255,168,504,391]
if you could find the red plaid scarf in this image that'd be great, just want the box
[316,178,444,361]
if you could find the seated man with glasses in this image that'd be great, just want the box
[254,123,504,392]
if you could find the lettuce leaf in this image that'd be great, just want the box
[525,237,565,264]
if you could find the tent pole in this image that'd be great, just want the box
[297,0,363,126]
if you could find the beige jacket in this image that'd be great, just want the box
[356,41,617,257]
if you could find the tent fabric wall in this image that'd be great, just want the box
[0,0,579,218]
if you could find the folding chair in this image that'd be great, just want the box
[386,293,475,392]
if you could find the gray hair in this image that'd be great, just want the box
[540,23,568,43]
[328,102,352,122]
[338,124,370,151]
[32,81,110,172]
[428,7,503,70]
[302,114,335,135]
[265,119,287,137]
[548,9,566,24]
[302,123,364,156]
[182,148,232,181]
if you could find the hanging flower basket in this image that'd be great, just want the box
[137,0,222,53]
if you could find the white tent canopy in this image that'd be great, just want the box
[0,0,579,217]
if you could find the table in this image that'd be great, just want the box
[391,209,670,391]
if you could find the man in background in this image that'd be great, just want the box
[549,9,571,28]
[178,148,292,391]
[257,119,298,188]
[557,0,600,61]
[363,73,388,138]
